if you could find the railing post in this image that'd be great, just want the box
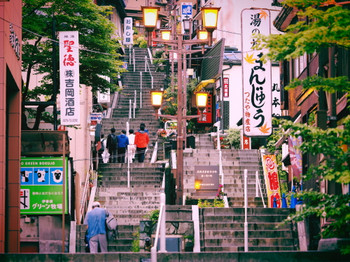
[133,48,135,72]
[140,72,143,108]
[192,205,201,252]
[145,56,147,71]
[244,169,248,252]
[126,122,130,187]
[159,192,166,253]
[256,170,259,197]
[129,99,132,119]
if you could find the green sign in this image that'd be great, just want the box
[20,157,69,215]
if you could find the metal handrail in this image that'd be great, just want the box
[244,169,248,252]
[255,170,266,208]
[133,90,136,118]
[147,47,153,64]
[144,56,154,89]
[151,173,167,262]
[80,170,92,223]
[140,72,143,108]
[132,48,135,72]
[150,141,158,163]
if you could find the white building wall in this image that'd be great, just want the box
[214,0,282,129]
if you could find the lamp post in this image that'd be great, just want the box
[145,4,219,205]
[142,6,160,46]
[201,7,220,46]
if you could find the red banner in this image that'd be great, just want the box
[198,94,212,124]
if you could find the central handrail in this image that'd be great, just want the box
[151,173,167,262]
[256,170,266,208]
[132,48,135,72]
[144,56,154,90]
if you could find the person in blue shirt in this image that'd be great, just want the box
[84,201,108,253]
[117,129,129,163]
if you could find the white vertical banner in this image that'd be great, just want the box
[123,17,134,46]
[241,9,272,137]
[59,31,80,126]
[272,81,281,117]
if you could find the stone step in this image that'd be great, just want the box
[202,237,295,247]
[203,221,292,231]
[203,229,294,239]
[202,207,292,215]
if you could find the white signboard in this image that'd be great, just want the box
[59,31,80,126]
[272,82,281,117]
[123,17,133,46]
[97,90,110,103]
[241,9,272,137]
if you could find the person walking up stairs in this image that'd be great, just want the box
[91,47,167,252]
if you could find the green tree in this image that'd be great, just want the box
[22,0,125,129]
[259,0,350,252]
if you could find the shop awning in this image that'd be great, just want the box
[194,78,215,92]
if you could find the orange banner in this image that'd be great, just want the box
[262,155,281,208]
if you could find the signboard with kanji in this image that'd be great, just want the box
[59,31,80,125]
[241,9,272,137]
[20,157,69,215]
[198,94,213,124]
[223,77,229,98]
[194,166,219,191]
[123,17,133,45]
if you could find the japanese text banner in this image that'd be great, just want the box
[59,31,80,125]
[241,9,272,137]
[262,155,281,208]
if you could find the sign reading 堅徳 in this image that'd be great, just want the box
[241,9,272,137]
[59,31,80,126]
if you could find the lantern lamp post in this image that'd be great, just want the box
[145,4,219,205]
[201,7,220,46]
[195,92,209,113]
[142,6,160,46]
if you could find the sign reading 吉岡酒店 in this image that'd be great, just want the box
[262,155,281,208]
[20,157,69,215]
[241,9,272,137]
[59,31,80,126]
[123,17,133,46]
[194,166,219,191]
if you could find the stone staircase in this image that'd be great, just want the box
[76,47,167,252]
[200,207,298,252]
[77,47,299,253]
[95,162,165,252]
[183,134,298,251]
[183,134,266,207]
[101,47,166,161]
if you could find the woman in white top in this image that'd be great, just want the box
[127,129,136,163]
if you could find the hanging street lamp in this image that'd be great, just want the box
[201,6,220,46]
[195,91,209,113]
[142,6,160,46]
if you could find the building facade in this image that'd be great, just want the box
[0,0,22,253]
